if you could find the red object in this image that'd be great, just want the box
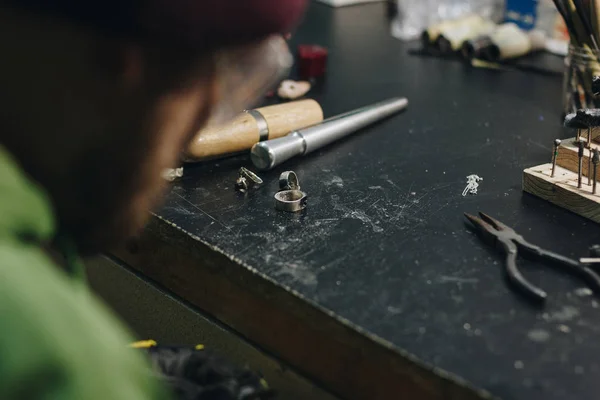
[297,44,328,80]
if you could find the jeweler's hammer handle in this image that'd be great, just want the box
[184,99,323,161]
[251,97,408,170]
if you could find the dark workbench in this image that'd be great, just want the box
[113,3,600,400]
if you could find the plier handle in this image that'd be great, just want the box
[465,212,600,303]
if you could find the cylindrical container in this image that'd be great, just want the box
[421,18,458,49]
[185,99,323,161]
[461,35,494,60]
[563,45,600,117]
[297,45,328,81]
[436,18,495,54]
[421,14,481,51]
[485,23,546,61]
[392,0,502,42]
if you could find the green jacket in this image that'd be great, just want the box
[0,146,166,399]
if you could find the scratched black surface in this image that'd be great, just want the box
[158,4,600,400]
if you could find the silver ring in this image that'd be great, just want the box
[239,167,263,185]
[279,171,300,191]
[274,190,307,212]
[245,109,270,141]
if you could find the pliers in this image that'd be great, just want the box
[465,212,600,303]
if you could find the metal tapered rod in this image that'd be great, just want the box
[251,97,408,170]
[594,149,599,195]
[579,140,585,188]
[551,139,561,178]
[590,150,593,186]
[589,128,593,185]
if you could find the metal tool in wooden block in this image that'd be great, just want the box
[522,105,600,223]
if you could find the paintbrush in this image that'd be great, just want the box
[573,0,600,49]
[553,0,600,110]
[566,0,592,45]
[553,0,584,46]
[592,0,600,41]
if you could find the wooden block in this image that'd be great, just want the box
[584,126,600,143]
[567,127,600,143]
[589,127,600,143]
[556,137,599,180]
[523,163,600,223]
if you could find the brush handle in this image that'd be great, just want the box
[573,0,600,49]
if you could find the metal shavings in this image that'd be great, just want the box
[527,329,550,342]
[514,360,525,370]
[574,287,593,297]
[462,174,483,196]
[544,306,579,322]
[162,167,184,182]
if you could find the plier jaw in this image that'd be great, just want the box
[464,212,502,247]
[465,212,600,304]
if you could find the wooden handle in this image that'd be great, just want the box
[185,99,323,161]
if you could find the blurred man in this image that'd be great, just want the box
[0,1,307,398]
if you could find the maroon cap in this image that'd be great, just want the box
[5,0,308,48]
